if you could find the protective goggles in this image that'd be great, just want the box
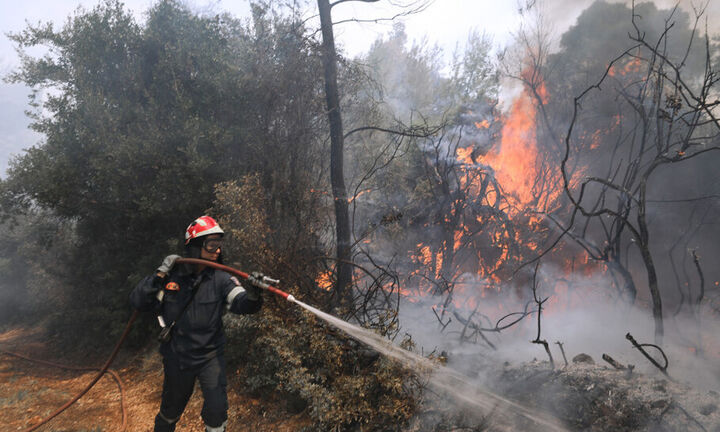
[202,238,223,253]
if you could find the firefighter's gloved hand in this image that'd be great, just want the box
[246,272,264,301]
[156,254,181,276]
[246,283,262,301]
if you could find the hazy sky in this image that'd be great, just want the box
[1,0,718,176]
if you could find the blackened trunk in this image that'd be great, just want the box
[317,0,352,306]
[608,260,637,303]
[638,179,663,345]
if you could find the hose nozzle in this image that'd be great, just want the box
[261,275,280,285]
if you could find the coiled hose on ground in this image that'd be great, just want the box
[0,310,137,431]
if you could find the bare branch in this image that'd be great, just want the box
[555,342,568,367]
[331,1,432,26]
[331,0,379,7]
[602,353,627,370]
[626,332,670,377]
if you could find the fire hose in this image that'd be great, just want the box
[0,313,136,432]
[0,258,290,432]
[177,258,293,302]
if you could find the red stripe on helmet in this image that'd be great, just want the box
[185,215,224,244]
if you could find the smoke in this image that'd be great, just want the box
[396,265,720,393]
[532,0,720,44]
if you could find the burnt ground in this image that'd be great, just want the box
[0,325,310,432]
[490,358,720,432]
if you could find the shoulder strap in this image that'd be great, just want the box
[175,275,205,319]
[159,272,206,330]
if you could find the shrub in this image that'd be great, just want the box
[214,177,420,431]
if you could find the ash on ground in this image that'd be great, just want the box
[408,356,720,432]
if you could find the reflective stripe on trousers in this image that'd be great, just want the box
[206,420,227,432]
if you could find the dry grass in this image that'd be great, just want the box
[0,326,311,432]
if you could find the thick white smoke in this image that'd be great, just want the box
[397,265,720,392]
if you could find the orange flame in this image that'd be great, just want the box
[479,87,539,207]
[408,69,603,318]
[316,271,333,291]
[474,119,490,129]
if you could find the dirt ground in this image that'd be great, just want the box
[0,326,310,432]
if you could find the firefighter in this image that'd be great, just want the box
[130,215,263,432]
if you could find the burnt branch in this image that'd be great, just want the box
[343,124,443,140]
[451,300,533,333]
[312,254,401,337]
[493,301,534,331]
[531,262,554,368]
[330,0,379,6]
[626,332,670,377]
[432,306,452,331]
[452,308,497,350]
[602,353,627,370]
[331,1,431,25]
[691,249,705,308]
[556,342,568,367]
[532,339,553,368]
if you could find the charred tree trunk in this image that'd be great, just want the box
[607,260,637,303]
[638,177,663,345]
[318,0,352,306]
[638,242,663,344]
[438,213,457,292]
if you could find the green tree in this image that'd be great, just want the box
[2,0,329,339]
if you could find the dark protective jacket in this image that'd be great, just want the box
[130,263,262,368]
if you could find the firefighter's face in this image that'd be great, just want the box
[200,234,222,261]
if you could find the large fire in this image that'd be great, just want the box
[401,76,569,311]
[400,70,609,317]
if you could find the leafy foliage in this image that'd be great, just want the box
[0,211,75,322]
[2,0,327,338]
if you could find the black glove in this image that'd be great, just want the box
[156,254,181,276]
[246,272,265,301]
[246,283,262,301]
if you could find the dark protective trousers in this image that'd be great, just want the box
[154,353,228,432]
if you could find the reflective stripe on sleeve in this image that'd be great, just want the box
[225,285,246,309]
[156,290,165,302]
